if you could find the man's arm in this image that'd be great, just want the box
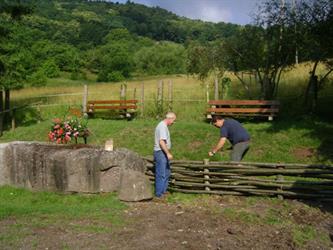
[160,139,173,160]
[209,137,227,156]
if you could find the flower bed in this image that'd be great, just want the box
[48,116,90,144]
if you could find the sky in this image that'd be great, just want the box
[114,0,266,25]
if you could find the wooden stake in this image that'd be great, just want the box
[11,108,15,131]
[206,83,209,103]
[120,83,126,100]
[204,159,210,191]
[82,84,88,116]
[141,82,144,117]
[168,80,173,111]
[214,77,219,100]
[157,80,163,116]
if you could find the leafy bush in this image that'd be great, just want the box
[27,69,47,86]
[134,41,186,75]
[41,60,60,78]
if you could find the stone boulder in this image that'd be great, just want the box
[0,141,152,201]
[118,168,153,201]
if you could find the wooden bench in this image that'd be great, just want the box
[207,100,280,121]
[87,100,138,119]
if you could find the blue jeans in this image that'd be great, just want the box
[154,150,170,197]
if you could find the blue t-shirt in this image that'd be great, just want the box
[220,119,250,145]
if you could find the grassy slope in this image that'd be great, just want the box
[0,117,331,164]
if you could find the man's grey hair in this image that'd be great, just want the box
[165,112,176,119]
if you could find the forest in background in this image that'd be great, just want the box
[0,0,240,83]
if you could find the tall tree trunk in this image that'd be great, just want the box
[304,60,319,112]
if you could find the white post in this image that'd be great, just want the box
[82,84,88,116]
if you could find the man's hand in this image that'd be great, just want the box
[208,151,215,157]
[167,153,173,160]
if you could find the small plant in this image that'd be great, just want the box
[48,116,90,144]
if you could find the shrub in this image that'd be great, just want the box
[41,60,60,78]
[28,70,47,87]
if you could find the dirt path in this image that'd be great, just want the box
[1,196,332,250]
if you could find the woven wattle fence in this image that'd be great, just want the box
[143,157,333,200]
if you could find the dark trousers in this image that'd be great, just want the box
[231,141,250,161]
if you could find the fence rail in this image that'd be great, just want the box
[144,158,333,200]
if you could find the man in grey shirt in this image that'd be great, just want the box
[153,112,176,197]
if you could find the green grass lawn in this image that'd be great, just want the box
[0,185,126,248]
[0,116,332,165]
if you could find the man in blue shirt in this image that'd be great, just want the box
[208,115,250,161]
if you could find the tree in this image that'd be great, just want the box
[295,0,333,112]
[97,43,133,82]
[0,0,32,133]
[187,40,231,99]
[222,0,298,100]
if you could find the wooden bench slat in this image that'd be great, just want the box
[88,100,138,104]
[207,108,279,113]
[208,100,280,105]
[90,105,137,110]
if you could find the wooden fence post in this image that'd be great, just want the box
[157,80,164,117]
[133,88,137,100]
[0,89,3,136]
[203,159,211,191]
[120,83,126,100]
[214,77,219,100]
[10,108,15,131]
[168,80,173,111]
[206,83,210,103]
[141,82,144,117]
[82,84,88,117]
[276,165,284,200]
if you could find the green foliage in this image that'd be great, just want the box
[31,40,81,72]
[27,69,47,87]
[221,76,231,99]
[187,40,226,81]
[97,42,133,82]
[0,49,33,89]
[107,71,126,82]
[134,41,186,75]
[40,59,60,78]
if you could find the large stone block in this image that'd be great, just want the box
[0,141,151,201]
[118,168,153,201]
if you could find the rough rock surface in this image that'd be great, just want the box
[0,141,152,201]
[118,168,153,201]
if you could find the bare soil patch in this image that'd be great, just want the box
[0,196,332,250]
[292,147,316,160]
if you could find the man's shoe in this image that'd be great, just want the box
[153,195,166,203]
